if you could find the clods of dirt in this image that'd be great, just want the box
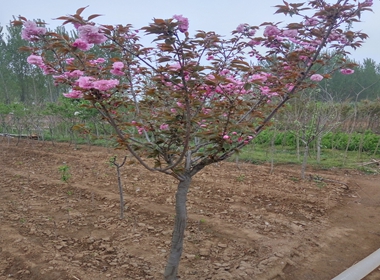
[1,139,380,279]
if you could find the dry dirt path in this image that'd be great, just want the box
[0,138,379,279]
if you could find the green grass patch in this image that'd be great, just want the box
[231,143,378,171]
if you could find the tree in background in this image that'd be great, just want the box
[14,0,372,279]
[322,57,380,100]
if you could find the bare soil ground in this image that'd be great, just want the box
[1,138,380,280]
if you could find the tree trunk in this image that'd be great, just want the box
[301,144,309,179]
[164,173,191,280]
[269,128,276,174]
[296,134,300,161]
[316,134,322,163]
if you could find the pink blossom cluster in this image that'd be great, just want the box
[250,72,270,82]
[197,119,208,128]
[92,79,120,91]
[75,76,119,91]
[58,75,120,99]
[131,121,146,135]
[63,90,83,99]
[263,25,281,37]
[53,70,84,80]
[260,86,279,98]
[26,54,56,75]
[340,68,354,75]
[202,70,281,101]
[21,21,46,41]
[262,25,298,40]
[160,124,169,130]
[327,30,351,45]
[66,58,75,64]
[110,62,125,76]
[77,25,107,45]
[72,39,93,51]
[304,17,319,26]
[202,70,248,97]
[173,15,189,33]
[89,58,106,65]
[222,133,253,145]
[310,74,324,81]
[235,24,256,36]
[27,54,44,66]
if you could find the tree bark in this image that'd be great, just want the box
[164,173,191,280]
[316,134,322,163]
[301,144,309,179]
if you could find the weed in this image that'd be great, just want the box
[358,166,378,175]
[289,176,300,182]
[58,164,71,183]
[315,181,326,189]
[236,174,246,182]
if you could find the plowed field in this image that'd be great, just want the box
[1,138,380,279]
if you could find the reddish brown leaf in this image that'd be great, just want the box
[12,20,23,26]
[76,6,89,16]
[88,14,103,21]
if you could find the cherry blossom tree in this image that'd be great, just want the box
[14,0,372,278]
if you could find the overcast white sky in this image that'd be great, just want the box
[1,0,379,63]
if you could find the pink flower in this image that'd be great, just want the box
[95,58,105,63]
[176,102,185,108]
[247,39,260,46]
[71,22,82,29]
[136,126,145,135]
[67,70,84,78]
[77,76,95,89]
[66,58,75,64]
[21,21,46,41]
[340,68,355,75]
[282,29,297,38]
[110,61,124,76]
[78,25,107,44]
[160,124,169,130]
[260,86,271,96]
[63,90,83,99]
[236,24,246,33]
[173,15,189,33]
[304,17,319,26]
[251,73,267,82]
[169,63,181,71]
[27,54,43,66]
[263,25,280,37]
[310,74,324,81]
[89,58,106,65]
[40,64,56,75]
[223,135,230,140]
[92,79,119,91]
[72,39,93,51]
[286,83,295,91]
